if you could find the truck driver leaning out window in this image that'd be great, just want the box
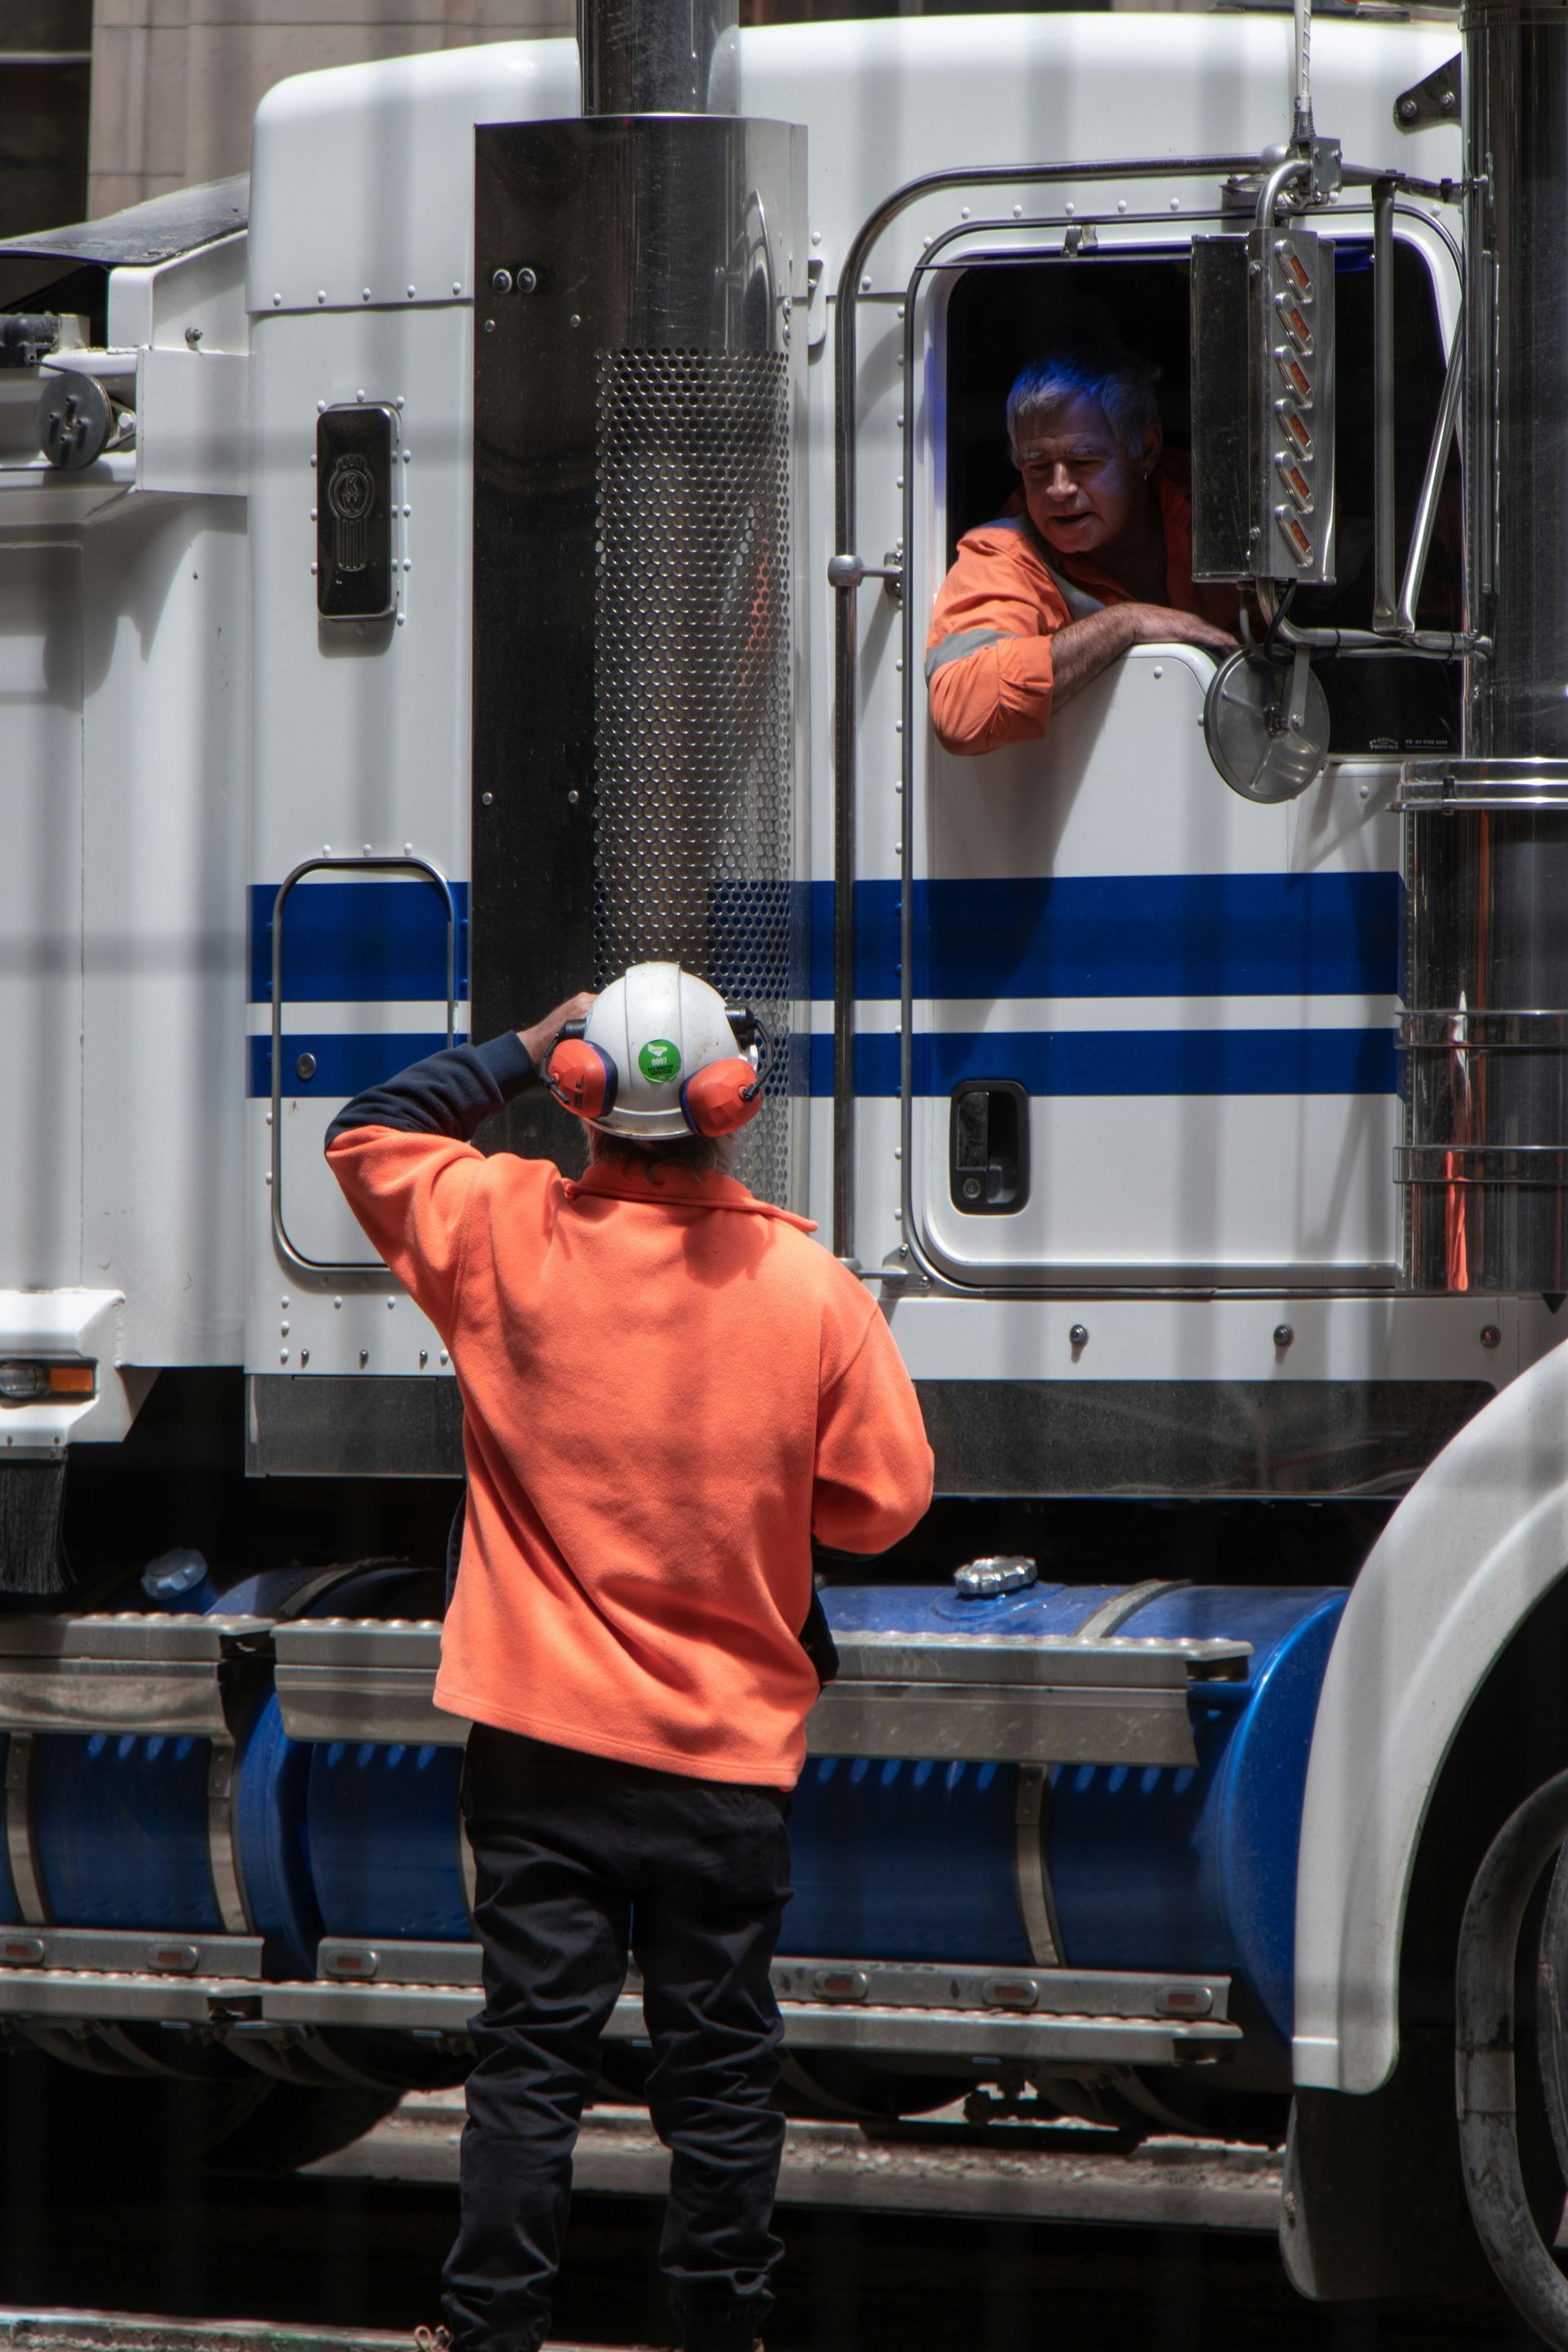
[926,341,1241,755]
[324,962,934,2352]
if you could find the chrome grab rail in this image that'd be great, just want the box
[268,853,457,1280]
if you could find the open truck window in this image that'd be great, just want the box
[942,240,1461,758]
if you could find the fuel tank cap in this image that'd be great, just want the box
[953,1555,1039,1601]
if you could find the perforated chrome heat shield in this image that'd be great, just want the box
[594,350,793,1197]
[472,118,804,1203]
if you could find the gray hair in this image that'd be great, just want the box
[586,1127,736,1182]
[1006,345,1162,461]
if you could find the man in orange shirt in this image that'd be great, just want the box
[926,342,1241,755]
[325,962,933,2352]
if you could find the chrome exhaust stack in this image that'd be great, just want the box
[1400,0,1568,1291]
[576,0,739,114]
[470,0,804,1203]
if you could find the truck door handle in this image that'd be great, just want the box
[950,1081,1030,1214]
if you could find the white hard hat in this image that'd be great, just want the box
[547,961,764,1142]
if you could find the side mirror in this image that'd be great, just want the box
[1204,644,1330,803]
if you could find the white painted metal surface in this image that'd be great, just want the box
[1294,1335,1568,2092]
[0,548,82,1296]
[244,298,476,1370]
[915,653,1402,1285]
[0,230,251,1391]
[81,500,249,1368]
[136,350,247,498]
[247,41,579,317]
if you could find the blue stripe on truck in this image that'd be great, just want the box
[800,1026,1398,1097]
[820,872,1402,1001]
[249,872,1398,1008]
[248,1024,1395,1102]
[248,880,470,1004]
[249,1032,467,1098]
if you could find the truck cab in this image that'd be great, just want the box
[1,12,1567,2328]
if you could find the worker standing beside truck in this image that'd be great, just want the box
[926,342,1241,754]
[325,961,933,2352]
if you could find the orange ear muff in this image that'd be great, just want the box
[680,1058,763,1138]
[545,1036,617,1120]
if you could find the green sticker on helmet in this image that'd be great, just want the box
[638,1038,682,1085]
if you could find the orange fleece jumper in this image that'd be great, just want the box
[325,1035,934,1786]
[924,454,1241,755]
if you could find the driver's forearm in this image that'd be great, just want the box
[1047,606,1139,713]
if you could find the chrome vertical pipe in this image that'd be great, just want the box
[477,1,800,1204]
[577,0,738,114]
[1401,0,1568,1291]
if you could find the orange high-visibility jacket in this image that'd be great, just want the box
[326,1034,934,1787]
[924,456,1241,757]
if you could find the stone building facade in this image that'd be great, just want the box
[86,2,575,219]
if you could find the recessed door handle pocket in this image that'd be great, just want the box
[950,1081,1030,1214]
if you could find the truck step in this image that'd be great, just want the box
[0,2316,628,2352]
[0,1961,1241,2069]
[312,2095,1288,2235]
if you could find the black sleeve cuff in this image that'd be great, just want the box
[473,1031,538,1100]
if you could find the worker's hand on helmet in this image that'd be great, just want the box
[1119,604,1239,657]
[517,991,597,1069]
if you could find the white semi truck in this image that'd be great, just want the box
[5,0,1568,2332]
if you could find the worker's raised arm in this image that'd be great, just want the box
[323,991,592,1332]
[926,532,1236,756]
[812,1301,933,1553]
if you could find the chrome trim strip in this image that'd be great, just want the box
[274,1665,460,1748]
[0,1927,263,1979]
[206,1738,252,1936]
[827,1633,1250,1686]
[458,1784,477,1929]
[807,1683,1199,1766]
[275,1620,1253,1765]
[3,1735,43,1928]
[0,1616,269,1741]
[1072,1580,1193,1639]
[263,1979,1241,2064]
[314,1936,1227,2020]
[1013,1765,1061,1967]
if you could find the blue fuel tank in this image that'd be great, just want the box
[7,1574,1344,2047]
[31,1728,222,1931]
[797,1582,1345,2045]
[226,1564,460,1973]
[2,1563,453,1976]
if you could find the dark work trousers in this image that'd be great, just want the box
[442,1726,794,2352]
